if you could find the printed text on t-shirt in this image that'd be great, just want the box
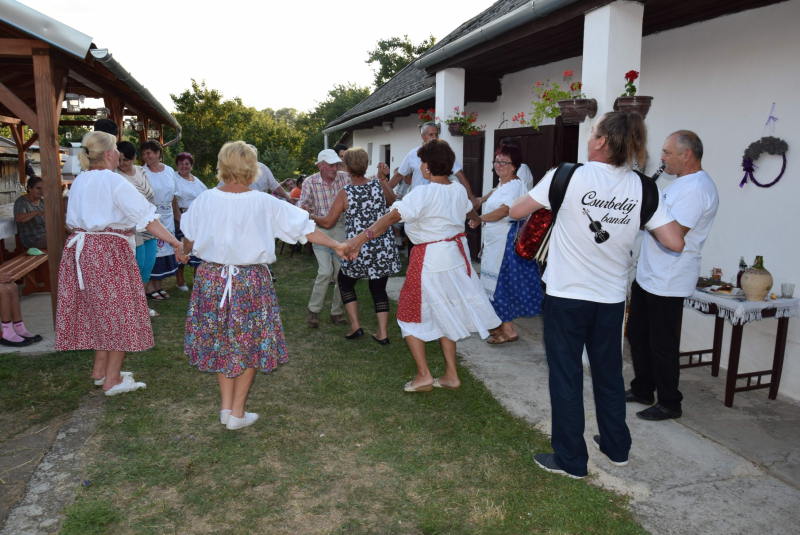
[581,191,639,225]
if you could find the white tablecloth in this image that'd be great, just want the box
[0,203,17,250]
[685,289,800,326]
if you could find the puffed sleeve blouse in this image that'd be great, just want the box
[66,169,158,231]
[180,188,316,265]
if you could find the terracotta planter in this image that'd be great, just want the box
[447,123,463,136]
[740,256,773,302]
[614,96,654,118]
[556,98,597,125]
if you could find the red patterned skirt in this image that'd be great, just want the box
[55,228,154,352]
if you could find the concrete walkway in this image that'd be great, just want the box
[387,277,800,535]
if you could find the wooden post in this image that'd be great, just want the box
[32,47,62,323]
[136,118,149,144]
[103,95,123,140]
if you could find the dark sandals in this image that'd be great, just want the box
[372,334,390,346]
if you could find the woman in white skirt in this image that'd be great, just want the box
[56,131,187,395]
[344,140,501,392]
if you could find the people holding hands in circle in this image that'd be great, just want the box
[342,140,501,392]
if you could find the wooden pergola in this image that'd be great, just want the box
[0,0,180,321]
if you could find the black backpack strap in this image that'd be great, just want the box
[634,170,659,228]
[548,162,583,219]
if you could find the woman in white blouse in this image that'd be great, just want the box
[180,141,349,430]
[470,143,543,344]
[141,139,179,300]
[344,140,501,393]
[56,131,188,396]
[173,152,208,291]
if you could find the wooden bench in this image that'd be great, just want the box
[0,253,50,295]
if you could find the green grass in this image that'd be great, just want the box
[8,253,646,534]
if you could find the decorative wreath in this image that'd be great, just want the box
[740,136,789,188]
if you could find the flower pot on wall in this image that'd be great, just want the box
[614,96,654,118]
[556,98,597,125]
[740,256,774,302]
[447,123,463,136]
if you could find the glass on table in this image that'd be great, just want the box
[781,283,795,298]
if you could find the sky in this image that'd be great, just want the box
[19,0,495,114]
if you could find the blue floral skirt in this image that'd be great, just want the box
[185,262,287,378]
[174,224,202,268]
[491,226,544,322]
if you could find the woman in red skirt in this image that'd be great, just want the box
[56,131,187,396]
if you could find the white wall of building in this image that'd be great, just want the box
[352,113,423,178]
[348,0,800,400]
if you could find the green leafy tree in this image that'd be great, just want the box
[296,83,371,173]
[57,116,92,148]
[170,80,306,185]
[365,34,436,88]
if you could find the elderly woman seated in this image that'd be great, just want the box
[14,176,47,250]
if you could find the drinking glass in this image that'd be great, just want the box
[781,283,795,298]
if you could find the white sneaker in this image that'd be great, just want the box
[220,410,258,425]
[104,375,146,396]
[226,412,259,430]
[177,285,189,291]
[94,371,133,386]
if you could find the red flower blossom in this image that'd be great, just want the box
[625,70,639,82]
[536,81,542,87]
[564,70,574,77]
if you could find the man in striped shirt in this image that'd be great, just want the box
[300,149,351,328]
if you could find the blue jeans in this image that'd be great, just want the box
[136,239,158,283]
[542,295,631,477]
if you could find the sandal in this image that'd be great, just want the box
[372,334,390,346]
[147,291,164,301]
[158,290,170,299]
[487,332,519,345]
[433,378,460,391]
[404,380,433,393]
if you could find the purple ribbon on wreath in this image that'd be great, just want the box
[740,154,787,188]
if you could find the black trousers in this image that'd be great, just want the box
[337,272,390,313]
[627,280,685,412]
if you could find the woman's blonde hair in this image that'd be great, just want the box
[343,147,369,177]
[78,131,116,170]
[217,141,258,185]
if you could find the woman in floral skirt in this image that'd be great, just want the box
[180,141,349,430]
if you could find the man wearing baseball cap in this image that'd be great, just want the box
[299,149,351,328]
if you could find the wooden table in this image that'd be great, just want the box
[679,290,798,407]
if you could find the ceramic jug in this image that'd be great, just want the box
[740,256,773,302]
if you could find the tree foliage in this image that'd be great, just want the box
[295,83,371,172]
[163,79,370,183]
[170,80,306,184]
[365,34,437,88]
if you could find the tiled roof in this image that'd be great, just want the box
[325,0,524,129]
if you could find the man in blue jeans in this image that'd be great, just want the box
[510,112,685,478]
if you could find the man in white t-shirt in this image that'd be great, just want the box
[627,131,718,421]
[387,123,480,209]
[220,145,296,204]
[509,112,685,479]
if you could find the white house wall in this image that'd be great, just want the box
[353,114,425,178]
[349,0,800,400]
